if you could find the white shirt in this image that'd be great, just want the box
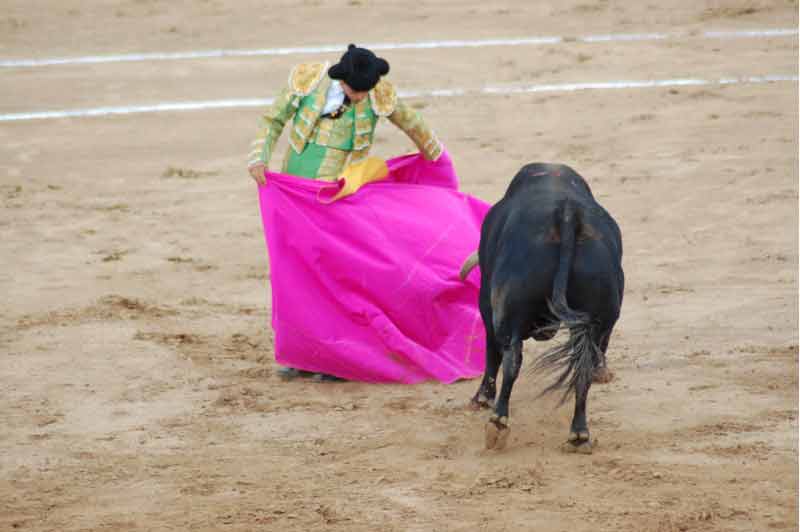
[321,80,346,116]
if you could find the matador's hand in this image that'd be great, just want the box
[249,163,267,185]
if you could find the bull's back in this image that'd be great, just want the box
[504,163,595,203]
[480,162,623,313]
[510,163,621,258]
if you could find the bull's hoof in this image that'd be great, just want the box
[470,394,494,410]
[485,415,510,451]
[592,367,615,384]
[563,431,594,454]
[562,440,594,454]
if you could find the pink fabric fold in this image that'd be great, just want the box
[257,150,490,383]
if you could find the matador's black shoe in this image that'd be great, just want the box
[277,367,314,381]
[277,367,346,382]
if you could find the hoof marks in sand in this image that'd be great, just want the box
[485,416,510,451]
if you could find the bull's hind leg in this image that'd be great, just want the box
[485,340,522,451]
[471,334,501,410]
[564,325,612,454]
[564,378,593,454]
[592,330,615,384]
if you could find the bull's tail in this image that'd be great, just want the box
[529,200,596,404]
[529,302,597,404]
[550,200,587,324]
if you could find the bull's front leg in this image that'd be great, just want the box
[471,333,501,410]
[485,339,522,451]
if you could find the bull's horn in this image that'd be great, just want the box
[459,250,479,281]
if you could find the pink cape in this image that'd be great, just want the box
[257,150,490,383]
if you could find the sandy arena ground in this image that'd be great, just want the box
[1,1,798,530]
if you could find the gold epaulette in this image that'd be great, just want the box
[369,79,397,117]
[288,62,328,96]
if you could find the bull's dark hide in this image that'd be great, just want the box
[462,163,624,453]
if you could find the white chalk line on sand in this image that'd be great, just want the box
[1,75,796,123]
[0,28,796,68]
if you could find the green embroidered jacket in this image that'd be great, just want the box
[248,62,442,181]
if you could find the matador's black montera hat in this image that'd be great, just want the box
[328,44,390,91]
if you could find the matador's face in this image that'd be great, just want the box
[341,82,369,103]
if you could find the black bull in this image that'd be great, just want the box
[459,163,624,453]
